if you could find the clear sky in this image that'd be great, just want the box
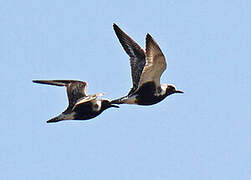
[0,0,250,179]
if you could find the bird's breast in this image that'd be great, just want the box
[135,82,167,105]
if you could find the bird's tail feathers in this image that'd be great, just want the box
[110,96,128,104]
[47,116,62,123]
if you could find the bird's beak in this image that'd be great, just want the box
[175,90,184,94]
[110,104,120,108]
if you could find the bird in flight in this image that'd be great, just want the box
[111,24,183,105]
[33,80,119,123]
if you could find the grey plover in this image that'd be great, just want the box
[111,24,183,105]
[33,80,119,123]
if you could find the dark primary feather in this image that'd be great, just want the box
[113,24,146,95]
[32,80,73,86]
[32,80,88,110]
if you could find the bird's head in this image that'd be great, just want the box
[164,84,184,96]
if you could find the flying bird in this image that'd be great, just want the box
[33,80,119,123]
[111,24,183,105]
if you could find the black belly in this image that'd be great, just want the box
[135,82,166,105]
[73,102,102,120]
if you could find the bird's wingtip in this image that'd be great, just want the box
[32,80,42,84]
[146,33,153,40]
[113,23,119,30]
[46,120,57,123]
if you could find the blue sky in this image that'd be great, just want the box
[0,0,250,179]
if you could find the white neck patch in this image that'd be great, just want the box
[92,100,102,112]
[158,84,168,96]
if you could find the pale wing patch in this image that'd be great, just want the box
[137,34,167,90]
[95,92,105,97]
[72,93,104,110]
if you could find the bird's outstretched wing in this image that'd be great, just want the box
[33,80,88,109]
[137,34,167,89]
[113,24,146,95]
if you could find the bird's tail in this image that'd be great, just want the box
[47,113,75,123]
[110,96,128,104]
[47,116,62,123]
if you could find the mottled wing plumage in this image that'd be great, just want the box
[66,81,88,108]
[113,24,146,95]
[32,80,88,109]
[137,34,167,89]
